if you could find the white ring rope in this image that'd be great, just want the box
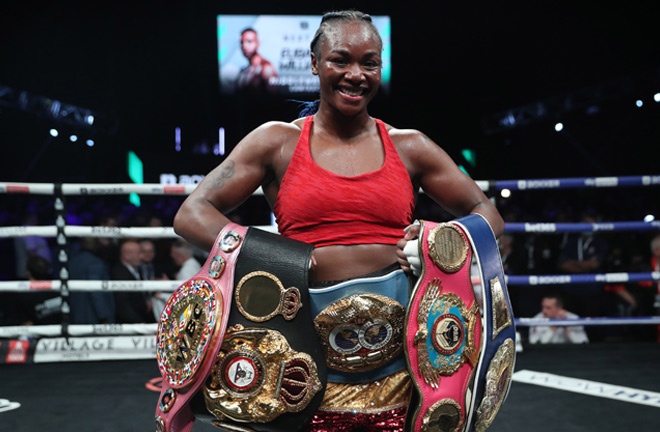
[516,317,660,327]
[3,176,660,195]
[1,272,659,293]
[0,182,263,196]
[3,222,660,239]
[0,225,277,239]
[0,323,157,338]
[0,279,182,292]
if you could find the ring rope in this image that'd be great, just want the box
[492,174,660,191]
[506,272,660,285]
[0,323,157,338]
[0,279,182,292]
[0,182,262,196]
[2,175,660,196]
[515,317,660,327]
[1,271,658,293]
[4,317,660,339]
[0,225,277,239]
[505,221,660,233]
[1,222,659,239]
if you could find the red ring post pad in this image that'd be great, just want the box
[404,214,517,432]
[154,222,247,432]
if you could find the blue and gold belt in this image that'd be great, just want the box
[309,266,411,383]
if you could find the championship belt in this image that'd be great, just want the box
[155,223,248,432]
[310,267,410,384]
[190,227,327,432]
[154,225,326,432]
[404,214,517,432]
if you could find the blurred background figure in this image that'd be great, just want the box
[557,207,609,341]
[146,213,178,279]
[13,213,53,280]
[499,232,533,346]
[635,233,660,342]
[170,239,202,281]
[25,254,61,325]
[68,237,116,324]
[2,255,57,326]
[139,238,169,322]
[139,238,167,281]
[499,232,538,317]
[529,293,589,344]
[96,214,121,268]
[112,239,154,324]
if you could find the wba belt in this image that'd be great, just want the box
[310,267,411,383]
[154,224,326,432]
[404,214,517,432]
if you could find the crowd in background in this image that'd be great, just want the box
[0,189,659,344]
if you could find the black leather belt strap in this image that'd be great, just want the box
[192,227,327,432]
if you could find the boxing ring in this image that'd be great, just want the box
[1,176,660,432]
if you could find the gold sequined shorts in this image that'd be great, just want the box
[319,369,412,413]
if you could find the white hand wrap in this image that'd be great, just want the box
[403,238,422,277]
[403,219,421,233]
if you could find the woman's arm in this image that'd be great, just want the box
[172,121,299,251]
[392,128,504,237]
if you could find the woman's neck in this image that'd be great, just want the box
[314,109,373,140]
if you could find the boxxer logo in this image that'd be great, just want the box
[159,173,205,184]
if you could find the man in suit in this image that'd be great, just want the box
[112,239,154,323]
[139,238,168,322]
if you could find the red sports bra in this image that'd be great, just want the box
[273,116,415,247]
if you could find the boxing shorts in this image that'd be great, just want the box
[154,223,327,432]
[404,214,517,432]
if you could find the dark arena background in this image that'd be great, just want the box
[2,1,659,185]
[1,1,660,432]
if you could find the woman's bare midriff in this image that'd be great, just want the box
[309,243,400,283]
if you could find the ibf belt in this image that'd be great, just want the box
[404,215,516,432]
[310,268,410,383]
[154,222,247,432]
[192,227,326,432]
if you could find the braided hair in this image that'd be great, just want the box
[294,10,382,117]
[310,10,381,59]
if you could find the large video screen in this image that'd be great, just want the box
[217,14,391,96]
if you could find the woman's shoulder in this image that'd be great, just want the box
[378,120,442,156]
[232,119,306,170]
[241,118,305,151]
[254,118,305,135]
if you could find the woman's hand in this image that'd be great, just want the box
[396,222,421,275]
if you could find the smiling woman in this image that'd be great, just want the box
[162,8,506,432]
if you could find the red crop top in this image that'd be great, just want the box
[273,115,415,247]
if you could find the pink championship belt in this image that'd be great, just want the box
[404,215,516,432]
[154,223,247,432]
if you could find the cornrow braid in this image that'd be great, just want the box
[309,10,380,58]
